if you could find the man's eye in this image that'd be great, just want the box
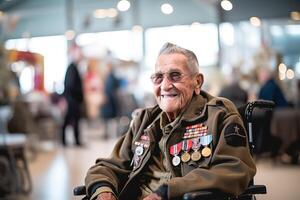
[151,74,163,83]
[170,72,182,81]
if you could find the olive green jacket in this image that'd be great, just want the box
[85,91,256,200]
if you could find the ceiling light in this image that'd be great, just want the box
[250,17,261,27]
[117,0,131,12]
[107,8,118,18]
[221,0,233,11]
[132,25,143,32]
[94,8,118,18]
[286,69,295,79]
[94,9,106,18]
[278,63,287,73]
[279,72,285,80]
[161,3,173,15]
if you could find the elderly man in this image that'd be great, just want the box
[85,43,256,200]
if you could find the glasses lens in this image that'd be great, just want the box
[151,71,185,84]
[150,73,163,84]
[169,71,182,82]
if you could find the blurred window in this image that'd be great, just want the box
[76,30,143,62]
[144,24,219,69]
[5,36,67,93]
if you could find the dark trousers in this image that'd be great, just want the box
[285,139,300,164]
[61,99,81,146]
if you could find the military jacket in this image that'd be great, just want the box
[85,91,256,200]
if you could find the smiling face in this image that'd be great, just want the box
[153,53,203,121]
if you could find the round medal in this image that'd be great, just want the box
[135,146,144,156]
[201,147,211,157]
[181,152,191,162]
[172,155,181,166]
[191,151,201,161]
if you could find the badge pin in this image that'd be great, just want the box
[135,146,144,156]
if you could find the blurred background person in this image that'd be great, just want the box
[100,57,120,140]
[83,58,104,122]
[250,48,287,158]
[219,66,248,108]
[256,66,289,108]
[61,43,84,146]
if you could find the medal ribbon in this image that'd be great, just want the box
[200,134,212,146]
[192,137,201,150]
[182,139,193,152]
[184,124,208,139]
[170,142,182,156]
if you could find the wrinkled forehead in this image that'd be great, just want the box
[155,53,189,72]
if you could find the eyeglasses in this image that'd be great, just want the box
[150,71,190,85]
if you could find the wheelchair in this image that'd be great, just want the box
[73,100,274,200]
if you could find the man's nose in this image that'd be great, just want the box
[160,76,173,90]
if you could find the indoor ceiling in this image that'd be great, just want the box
[0,0,299,38]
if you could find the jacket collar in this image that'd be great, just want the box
[180,90,216,122]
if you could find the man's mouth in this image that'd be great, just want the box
[161,94,178,98]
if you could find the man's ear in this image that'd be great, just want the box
[194,73,203,95]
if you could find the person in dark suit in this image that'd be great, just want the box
[61,44,84,146]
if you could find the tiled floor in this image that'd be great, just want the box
[3,120,300,200]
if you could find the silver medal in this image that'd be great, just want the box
[172,155,181,166]
[135,146,144,156]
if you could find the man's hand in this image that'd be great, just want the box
[143,193,162,200]
[96,192,116,200]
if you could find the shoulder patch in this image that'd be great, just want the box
[224,123,246,147]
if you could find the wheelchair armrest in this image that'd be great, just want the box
[242,184,267,195]
[183,189,232,200]
[183,185,267,200]
[73,185,87,196]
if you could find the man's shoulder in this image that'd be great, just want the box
[202,91,238,113]
[132,105,161,119]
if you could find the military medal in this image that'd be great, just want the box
[191,137,201,161]
[191,150,201,161]
[172,155,181,166]
[170,143,182,166]
[181,139,192,162]
[201,147,211,157]
[200,134,212,158]
[181,152,190,162]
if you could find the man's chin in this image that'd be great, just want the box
[159,105,178,114]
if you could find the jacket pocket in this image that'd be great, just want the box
[181,155,212,176]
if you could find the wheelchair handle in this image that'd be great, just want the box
[251,100,275,109]
[245,100,275,122]
[73,185,86,196]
